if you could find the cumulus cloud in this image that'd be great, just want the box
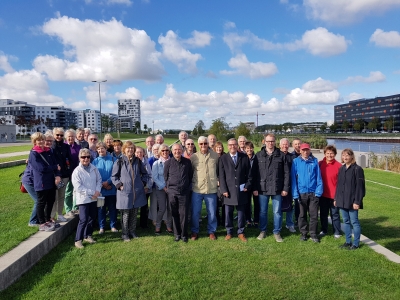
[0,52,15,73]
[283,88,340,105]
[220,54,278,79]
[106,0,132,6]
[347,92,363,101]
[114,87,142,99]
[223,27,349,57]
[304,0,400,25]
[394,70,400,75]
[0,69,64,106]
[34,16,165,83]
[370,29,400,48]
[343,71,386,84]
[302,77,337,93]
[224,21,236,30]
[158,30,212,74]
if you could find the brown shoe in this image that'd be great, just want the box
[238,233,248,242]
[191,232,198,241]
[209,233,216,240]
[225,234,232,241]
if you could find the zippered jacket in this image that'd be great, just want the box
[291,155,323,199]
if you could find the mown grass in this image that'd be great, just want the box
[364,168,400,188]
[0,165,37,256]
[0,145,31,154]
[1,167,400,298]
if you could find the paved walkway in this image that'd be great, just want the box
[0,151,30,158]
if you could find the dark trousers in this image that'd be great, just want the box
[168,191,189,238]
[75,201,97,241]
[245,192,260,223]
[298,193,319,238]
[36,188,56,224]
[140,194,150,228]
[294,200,300,225]
[225,204,246,235]
[319,197,341,235]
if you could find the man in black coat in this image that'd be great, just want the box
[253,133,290,243]
[218,138,253,242]
[164,143,193,243]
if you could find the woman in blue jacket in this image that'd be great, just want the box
[93,142,118,234]
[28,132,61,232]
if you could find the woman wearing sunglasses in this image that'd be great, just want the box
[72,148,102,249]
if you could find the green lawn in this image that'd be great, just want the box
[364,168,400,188]
[1,166,400,298]
[0,145,32,154]
[0,155,28,163]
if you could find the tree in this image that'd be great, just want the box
[384,116,394,132]
[135,121,141,134]
[143,124,148,133]
[208,117,229,141]
[193,120,205,136]
[330,122,338,133]
[342,120,349,132]
[235,122,251,139]
[320,123,327,132]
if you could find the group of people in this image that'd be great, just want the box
[22,129,365,250]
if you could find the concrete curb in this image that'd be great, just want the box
[0,160,26,169]
[0,216,78,291]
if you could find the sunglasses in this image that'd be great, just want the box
[186,143,194,146]
[56,134,64,137]
[161,149,170,152]
[80,156,91,159]
[199,143,208,145]
[90,138,98,141]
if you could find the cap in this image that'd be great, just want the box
[300,143,310,150]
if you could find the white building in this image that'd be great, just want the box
[35,105,75,132]
[85,110,101,133]
[118,99,140,131]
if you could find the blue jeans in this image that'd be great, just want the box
[98,195,117,230]
[285,208,294,227]
[340,208,361,247]
[24,183,38,225]
[259,194,282,234]
[191,192,217,234]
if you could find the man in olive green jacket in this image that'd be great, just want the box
[190,136,219,241]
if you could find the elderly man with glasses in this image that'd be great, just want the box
[190,136,219,241]
[88,134,99,162]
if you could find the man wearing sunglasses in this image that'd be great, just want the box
[88,134,99,162]
[190,136,219,241]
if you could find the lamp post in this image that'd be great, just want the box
[92,80,107,139]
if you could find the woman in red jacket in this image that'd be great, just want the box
[318,145,342,238]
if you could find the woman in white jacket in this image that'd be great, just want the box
[72,148,102,249]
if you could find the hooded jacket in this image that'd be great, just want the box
[291,155,323,199]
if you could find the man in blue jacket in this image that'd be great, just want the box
[291,143,323,243]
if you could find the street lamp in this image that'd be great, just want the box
[92,80,107,139]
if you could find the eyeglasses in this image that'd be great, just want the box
[265,141,275,143]
[90,138,98,141]
[45,140,53,142]
[228,144,237,147]
[199,143,208,145]
[80,156,91,159]
[56,134,64,137]
[186,143,194,146]
[161,149,170,152]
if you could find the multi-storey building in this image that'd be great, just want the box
[85,110,101,133]
[334,94,400,131]
[118,99,140,131]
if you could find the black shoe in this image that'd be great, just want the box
[347,245,359,250]
[140,225,149,229]
[310,237,320,243]
[339,242,352,249]
[300,234,308,241]
[182,237,188,243]
[174,236,181,242]
[155,231,161,235]
[318,231,327,238]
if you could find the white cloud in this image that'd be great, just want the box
[302,77,337,93]
[158,30,212,74]
[224,21,236,30]
[0,52,15,73]
[223,27,349,57]
[370,29,400,48]
[304,0,400,25]
[106,0,132,6]
[83,84,109,109]
[34,16,165,83]
[114,87,142,99]
[220,54,278,79]
[297,28,349,57]
[347,92,363,101]
[394,70,400,75]
[0,69,64,106]
[284,88,340,105]
[69,101,88,109]
[344,71,386,84]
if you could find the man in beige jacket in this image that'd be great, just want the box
[190,136,219,240]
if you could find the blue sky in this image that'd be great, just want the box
[1,0,400,130]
